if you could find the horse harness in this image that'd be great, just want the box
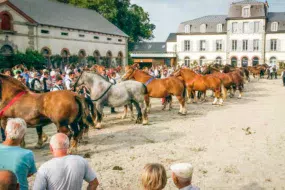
[0,91,27,118]
[91,84,113,102]
[145,77,155,86]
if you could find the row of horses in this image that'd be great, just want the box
[0,63,257,152]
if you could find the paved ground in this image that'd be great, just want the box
[27,78,285,190]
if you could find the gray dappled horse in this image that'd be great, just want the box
[74,71,148,129]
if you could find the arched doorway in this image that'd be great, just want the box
[231,57,237,67]
[78,49,86,66]
[270,57,277,66]
[0,12,13,31]
[241,57,248,67]
[93,50,100,64]
[0,45,14,68]
[199,56,206,66]
[252,57,259,66]
[41,47,51,68]
[61,48,70,69]
[0,45,13,56]
[184,57,190,67]
[116,51,123,66]
[216,57,222,65]
[106,51,112,67]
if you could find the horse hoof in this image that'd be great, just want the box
[121,115,127,119]
[42,134,48,143]
[95,123,102,130]
[143,120,149,125]
[35,143,43,149]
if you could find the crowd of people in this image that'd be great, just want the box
[0,118,199,190]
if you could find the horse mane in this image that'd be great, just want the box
[84,71,111,83]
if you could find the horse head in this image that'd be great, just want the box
[172,69,182,77]
[122,66,136,81]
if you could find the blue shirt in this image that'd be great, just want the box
[0,144,37,190]
[21,73,30,87]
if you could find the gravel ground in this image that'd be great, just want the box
[27,78,285,190]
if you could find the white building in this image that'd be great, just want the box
[0,0,128,68]
[131,0,285,68]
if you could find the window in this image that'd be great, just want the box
[200,40,206,51]
[271,22,278,32]
[118,39,122,42]
[242,7,250,17]
[270,39,277,51]
[231,57,237,67]
[216,40,222,51]
[185,25,190,33]
[107,38,112,41]
[243,40,248,51]
[200,24,206,33]
[79,34,85,38]
[94,36,99,39]
[232,40,237,51]
[242,57,248,67]
[184,40,190,51]
[252,57,259,66]
[199,56,206,66]
[41,30,49,34]
[254,22,260,33]
[253,39,259,51]
[61,32,68,36]
[184,57,190,67]
[243,22,249,33]
[232,22,238,33]
[216,57,222,64]
[217,24,223,33]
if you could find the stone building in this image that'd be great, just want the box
[0,0,128,68]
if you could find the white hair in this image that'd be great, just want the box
[50,133,69,149]
[5,118,27,140]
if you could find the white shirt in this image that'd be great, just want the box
[65,76,73,90]
[33,155,96,190]
[180,185,200,190]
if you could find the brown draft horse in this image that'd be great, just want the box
[203,66,244,98]
[0,74,92,152]
[122,65,187,115]
[173,68,227,105]
[247,66,266,80]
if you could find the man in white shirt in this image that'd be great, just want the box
[65,71,75,90]
[170,163,200,190]
[33,133,99,190]
[51,75,64,91]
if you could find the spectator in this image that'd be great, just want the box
[65,71,75,90]
[0,118,37,190]
[273,65,277,79]
[281,69,285,86]
[51,75,64,91]
[0,170,19,190]
[21,69,30,88]
[30,72,42,93]
[33,133,99,190]
[16,75,26,85]
[170,163,199,190]
[3,69,12,77]
[269,66,274,79]
[141,163,167,190]
[42,71,51,92]
[101,70,109,81]
[13,71,21,79]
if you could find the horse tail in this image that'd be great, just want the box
[75,95,94,128]
[221,81,227,100]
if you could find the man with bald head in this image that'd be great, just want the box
[33,133,99,190]
[0,170,19,190]
[0,118,37,190]
[170,163,200,190]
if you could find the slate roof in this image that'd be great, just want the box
[129,42,166,53]
[228,0,267,19]
[8,0,128,37]
[177,15,227,33]
[232,0,264,5]
[166,33,177,42]
[267,12,285,32]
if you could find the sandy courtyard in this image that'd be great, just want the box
[26,78,285,190]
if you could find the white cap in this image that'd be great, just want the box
[170,163,193,179]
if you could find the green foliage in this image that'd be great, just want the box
[279,62,285,69]
[11,50,46,69]
[69,55,79,64]
[191,60,199,68]
[87,56,96,64]
[55,0,155,43]
[127,52,133,65]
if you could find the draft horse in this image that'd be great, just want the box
[122,65,187,115]
[173,68,227,105]
[0,74,92,152]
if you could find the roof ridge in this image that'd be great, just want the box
[181,15,227,24]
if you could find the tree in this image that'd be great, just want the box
[55,0,155,43]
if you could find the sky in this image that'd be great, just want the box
[131,0,285,42]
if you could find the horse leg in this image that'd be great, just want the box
[128,103,135,120]
[193,91,198,103]
[167,96,173,111]
[176,96,187,115]
[132,100,143,124]
[144,94,151,113]
[186,88,193,104]
[238,84,243,99]
[95,104,104,129]
[212,89,220,105]
[121,105,128,119]
[141,101,149,125]
[35,126,44,149]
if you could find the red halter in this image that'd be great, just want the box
[0,91,27,118]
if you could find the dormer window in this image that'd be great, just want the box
[217,24,223,33]
[242,6,251,17]
[184,24,190,33]
[200,24,206,33]
[271,22,278,32]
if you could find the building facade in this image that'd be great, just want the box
[0,0,128,68]
[131,0,285,68]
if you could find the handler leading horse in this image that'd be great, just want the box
[0,74,92,151]
[74,71,149,129]
[122,65,187,115]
